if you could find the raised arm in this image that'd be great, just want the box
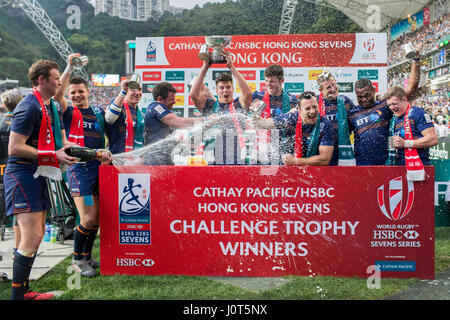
[105,78,128,124]
[223,50,252,109]
[161,113,204,129]
[190,61,211,113]
[405,45,421,98]
[54,53,80,113]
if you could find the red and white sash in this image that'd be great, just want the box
[68,106,85,147]
[404,104,425,181]
[32,89,62,181]
[124,102,134,153]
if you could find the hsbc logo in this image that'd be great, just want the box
[142,71,162,81]
[171,83,185,93]
[404,230,419,240]
[116,258,155,267]
[240,70,256,81]
[377,176,414,221]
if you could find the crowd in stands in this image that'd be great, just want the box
[387,65,417,88]
[88,86,120,110]
[413,85,450,137]
[387,12,449,90]
[388,13,449,65]
[385,12,449,137]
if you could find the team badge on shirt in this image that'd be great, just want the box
[155,104,165,115]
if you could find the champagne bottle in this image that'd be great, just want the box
[65,146,100,162]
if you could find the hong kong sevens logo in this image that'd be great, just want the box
[377,176,414,221]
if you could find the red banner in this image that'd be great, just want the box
[99,166,435,279]
[423,7,430,25]
[135,33,388,69]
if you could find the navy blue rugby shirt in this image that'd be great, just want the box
[106,103,138,154]
[274,111,335,157]
[252,90,298,118]
[63,105,105,150]
[144,101,173,146]
[347,100,392,165]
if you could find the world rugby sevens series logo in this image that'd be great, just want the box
[363,37,375,52]
[377,176,414,221]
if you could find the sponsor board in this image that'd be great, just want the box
[236,82,256,93]
[171,107,185,117]
[337,82,353,93]
[174,95,185,106]
[133,34,387,111]
[165,70,185,81]
[142,83,157,94]
[358,69,378,80]
[100,166,434,279]
[284,82,305,93]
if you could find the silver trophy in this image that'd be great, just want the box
[198,36,232,64]
[403,43,417,60]
[128,74,141,90]
[72,55,89,70]
[388,136,395,149]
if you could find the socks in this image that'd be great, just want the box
[74,224,98,261]
[82,227,99,261]
[11,251,35,300]
[73,224,90,261]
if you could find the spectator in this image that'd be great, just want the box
[438,119,448,138]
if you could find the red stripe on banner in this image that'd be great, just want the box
[377,188,384,207]
[389,189,401,197]
[392,201,403,221]
[401,188,415,220]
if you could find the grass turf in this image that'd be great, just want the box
[0,227,448,300]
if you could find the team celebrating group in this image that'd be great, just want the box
[1,47,438,299]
